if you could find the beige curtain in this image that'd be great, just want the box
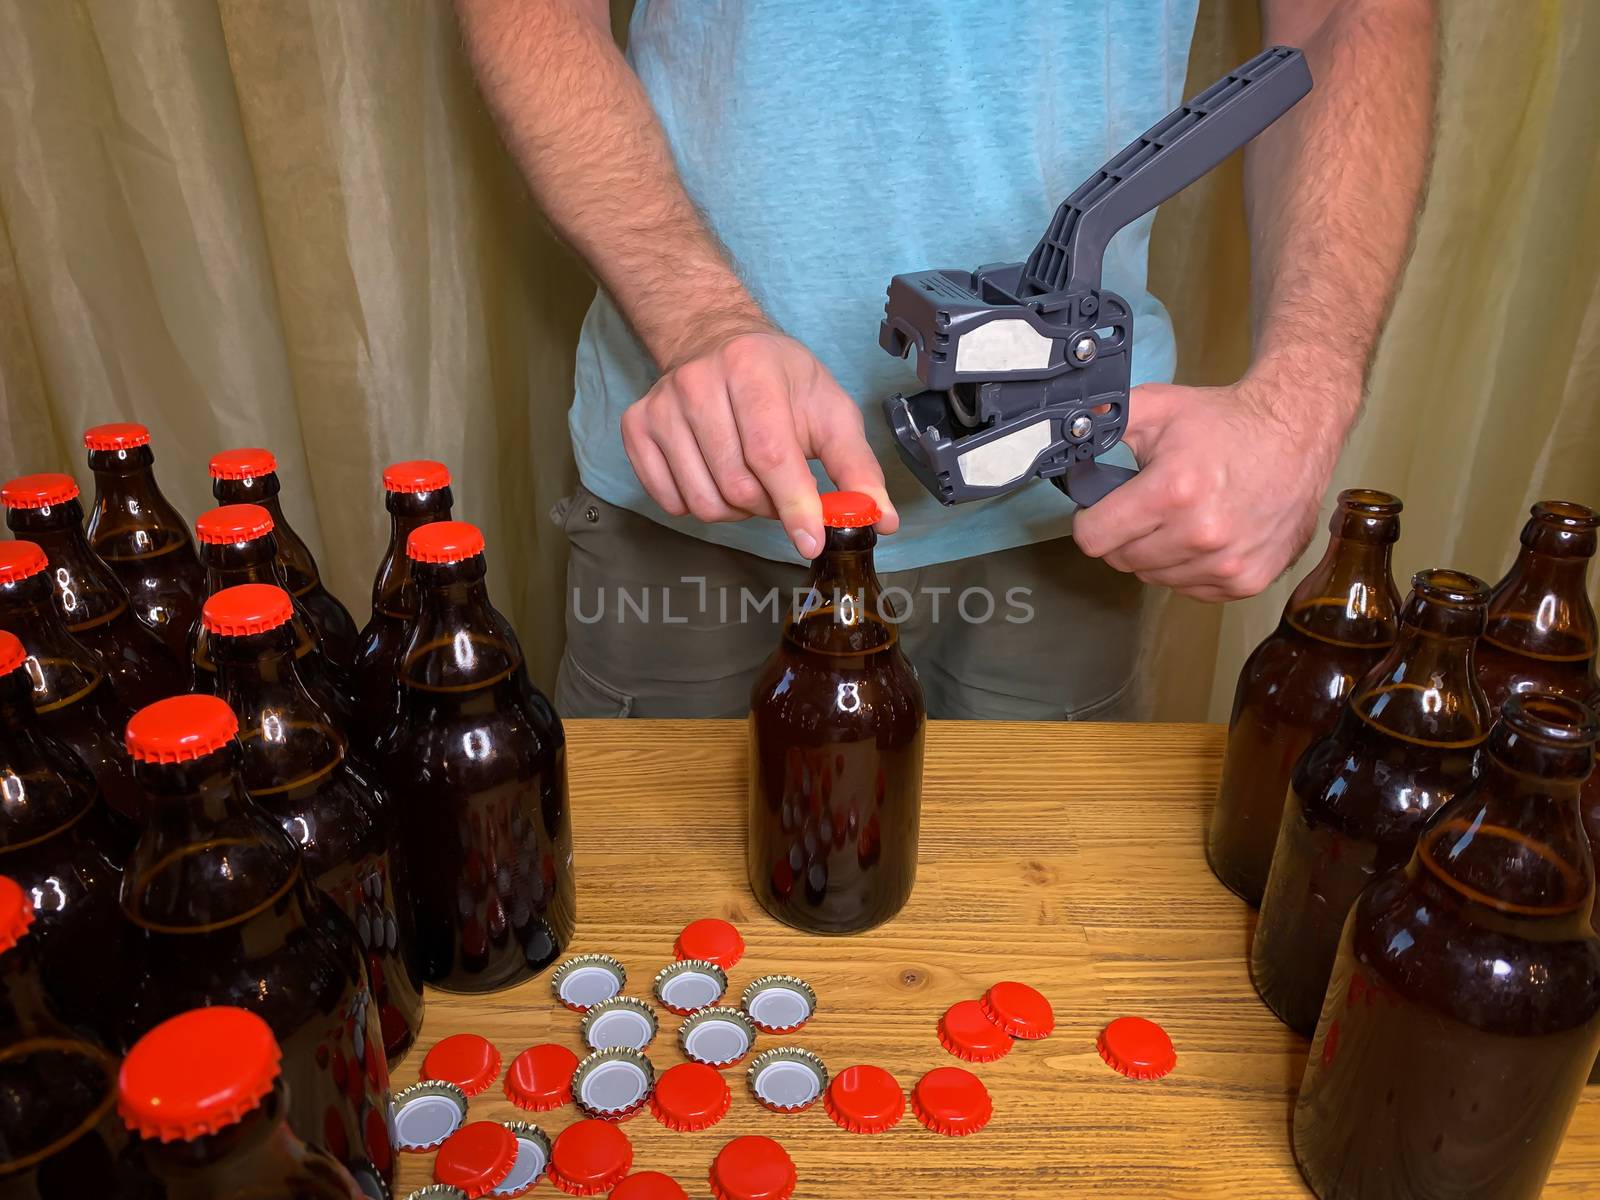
[1,0,1595,710]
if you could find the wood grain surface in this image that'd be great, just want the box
[390,720,1600,1198]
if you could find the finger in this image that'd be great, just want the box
[683,385,775,518]
[623,406,687,516]
[1069,467,1169,559]
[1117,382,1181,465]
[649,402,747,524]
[1133,549,1278,599]
[1100,508,1237,575]
[728,362,825,557]
[812,404,898,535]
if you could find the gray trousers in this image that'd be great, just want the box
[551,485,1145,721]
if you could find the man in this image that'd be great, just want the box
[455,0,1436,719]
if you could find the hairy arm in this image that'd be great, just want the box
[454,0,894,556]
[1072,0,1437,601]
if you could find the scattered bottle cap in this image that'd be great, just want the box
[653,958,728,1015]
[740,975,817,1034]
[422,1033,504,1097]
[911,1067,993,1137]
[572,1047,656,1122]
[404,1188,468,1200]
[823,1064,905,1135]
[674,918,745,970]
[391,1080,470,1152]
[938,999,1014,1063]
[708,1135,797,1200]
[980,981,1055,1040]
[580,997,659,1053]
[746,1047,828,1113]
[546,1118,633,1196]
[648,1061,731,1133]
[505,1043,580,1112]
[433,1120,519,1198]
[678,1006,758,1069]
[492,1122,552,1197]
[552,954,628,1012]
[1097,1015,1177,1080]
[609,1172,690,1200]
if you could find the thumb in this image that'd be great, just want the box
[1118,383,1182,466]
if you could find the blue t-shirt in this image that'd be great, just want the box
[571,1,1200,571]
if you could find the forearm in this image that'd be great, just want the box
[1245,0,1438,435]
[453,0,768,368]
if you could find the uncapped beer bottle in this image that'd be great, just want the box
[748,491,925,934]
[119,695,392,1195]
[0,540,141,824]
[192,504,355,729]
[82,422,206,662]
[351,461,453,755]
[380,521,574,990]
[1208,490,1402,906]
[208,449,360,669]
[0,630,133,1045]
[1475,500,1599,708]
[1293,693,1600,1200]
[206,583,423,1065]
[2,473,184,710]
[1253,569,1494,1034]
[119,1006,362,1200]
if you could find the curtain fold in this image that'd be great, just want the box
[0,0,1595,707]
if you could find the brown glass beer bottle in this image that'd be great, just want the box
[192,504,355,729]
[1475,500,1599,708]
[1208,490,1402,906]
[380,521,574,990]
[0,630,134,1046]
[119,1006,362,1199]
[1293,693,1600,1200]
[747,491,925,934]
[2,473,184,710]
[0,874,73,1043]
[351,461,453,754]
[1252,569,1494,1034]
[82,422,206,663]
[208,449,360,669]
[0,540,141,824]
[205,583,424,1065]
[119,695,392,1195]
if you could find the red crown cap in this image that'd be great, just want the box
[208,448,277,481]
[0,630,26,678]
[407,521,485,564]
[1,473,80,510]
[195,504,274,545]
[0,876,36,956]
[383,460,452,494]
[83,423,152,451]
[118,1007,282,1141]
[819,490,881,529]
[202,584,294,637]
[0,541,49,585]
[125,695,239,764]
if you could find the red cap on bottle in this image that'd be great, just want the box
[422,1033,503,1097]
[979,981,1055,1040]
[208,448,277,481]
[823,1064,904,1135]
[547,1119,633,1196]
[504,1043,579,1112]
[910,1067,993,1137]
[938,999,1014,1063]
[195,504,274,545]
[83,422,152,451]
[610,1172,691,1200]
[125,695,239,764]
[118,1007,282,1141]
[0,876,36,956]
[383,460,451,494]
[1096,1016,1177,1080]
[0,630,25,678]
[673,918,744,970]
[433,1120,519,1198]
[649,1062,731,1132]
[1,473,80,510]
[202,584,294,638]
[406,521,486,564]
[0,541,48,586]
[708,1136,796,1200]
[819,490,881,529]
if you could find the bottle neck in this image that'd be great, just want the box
[1285,534,1399,647]
[6,504,123,616]
[0,578,103,691]
[373,491,453,616]
[1485,548,1599,663]
[787,526,896,655]
[88,450,183,522]
[0,671,97,846]
[213,629,343,790]
[202,537,288,591]
[143,1086,299,1181]
[1354,620,1493,748]
[0,940,64,1040]
[401,557,523,691]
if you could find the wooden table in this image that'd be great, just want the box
[391,721,1600,1198]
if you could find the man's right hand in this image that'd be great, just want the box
[621,328,899,559]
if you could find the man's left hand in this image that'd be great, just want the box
[1069,377,1357,603]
